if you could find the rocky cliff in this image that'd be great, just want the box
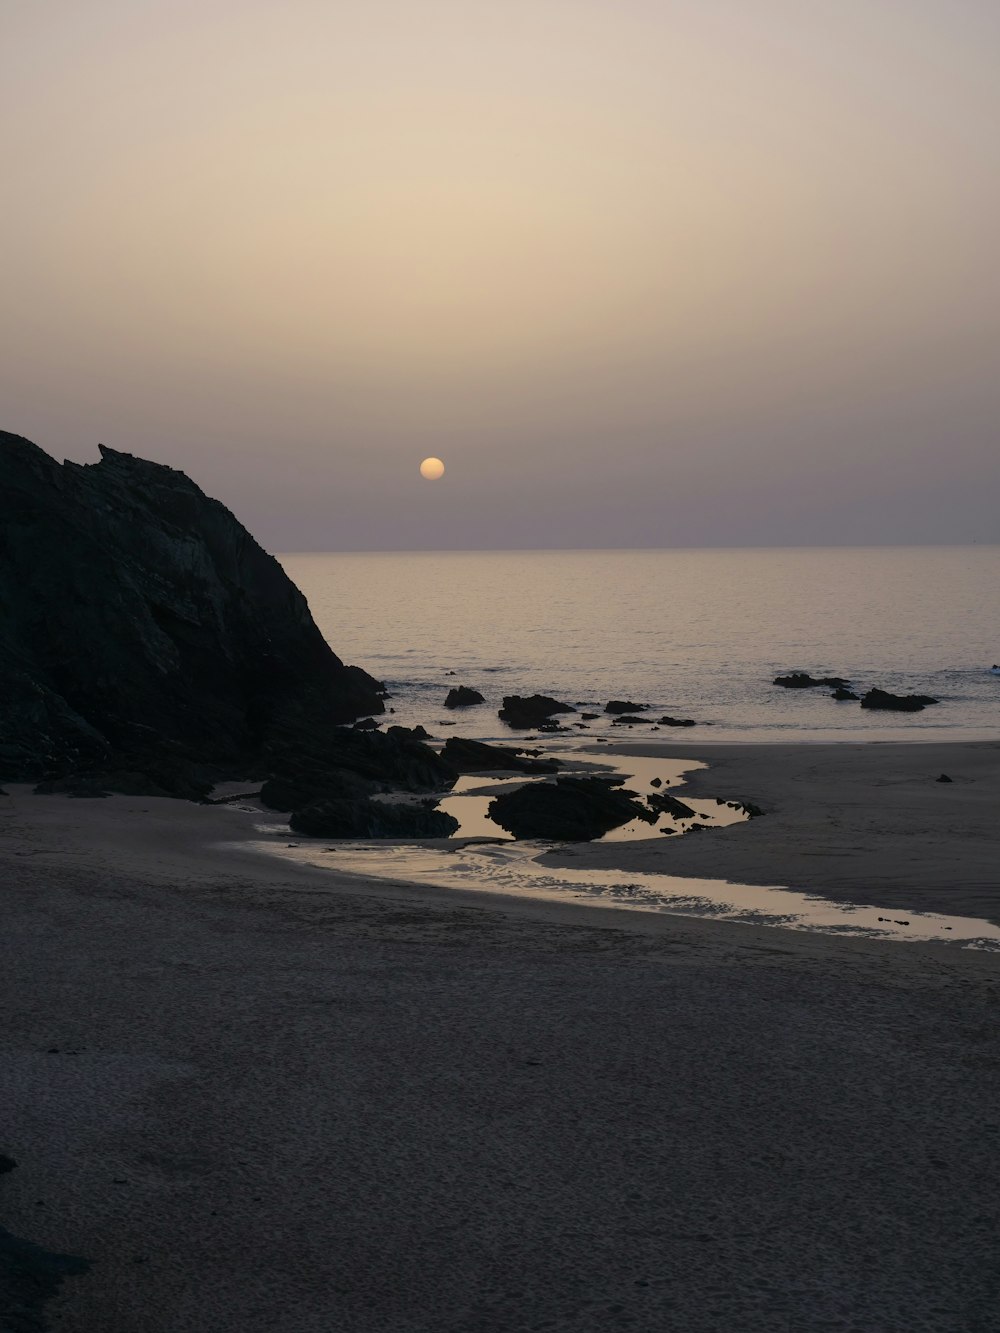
[0,431,386,789]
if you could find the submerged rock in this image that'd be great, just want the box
[0,431,384,788]
[860,688,939,713]
[610,715,649,725]
[657,716,698,727]
[440,737,559,774]
[605,700,646,714]
[498,695,576,728]
[290,798,459,839]
[488,776,654,841]
[444,686,485,709]
[830,687,859,701]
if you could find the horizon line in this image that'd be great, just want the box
[276,541,1000,557]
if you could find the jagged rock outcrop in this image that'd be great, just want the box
[0,431,386,787]
[647,791,695,820]
[487,776,654,841]
[440,737,559,774]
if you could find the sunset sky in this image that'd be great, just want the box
[3,0,998,549]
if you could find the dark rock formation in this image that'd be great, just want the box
[580,712,599,721]
[773,673,849,689]
[290,798,458,839]
[387,724,432,741]
[831,687,859,701]
[498,695,576,728]
[260,769,378,813]
[0,432,385,790]
[444,686,485,709]
[611,715,649,725]
[860,688,939,713]
[488,777,654,841]
[647,791,695,820]
[657,716,698,727]
[605,700,646,714]
[936,773,953,783]
[262,729,458,812]
[440,737,559,774]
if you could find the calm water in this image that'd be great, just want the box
[280,547,1000,742]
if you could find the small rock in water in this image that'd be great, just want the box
[605,700,647,714]
[444,686,485,709]
[650,777,663,788]
[936,773,953,783]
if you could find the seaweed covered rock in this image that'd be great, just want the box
[0,431,384,786]
[488,776,654,841]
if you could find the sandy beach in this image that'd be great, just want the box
[2,745,999,1333]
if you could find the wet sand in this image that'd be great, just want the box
[551,740,1000,924]
[1,782,999,1332]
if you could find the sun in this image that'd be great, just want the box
[419,457,445,480]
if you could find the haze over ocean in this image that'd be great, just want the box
[281,545,1000,743]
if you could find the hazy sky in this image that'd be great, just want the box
[3,0,998,549]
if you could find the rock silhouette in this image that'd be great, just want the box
[440,737,560,774]
[498,695,576,728]
[773,672,849,689]
[444,686,485,708]
[488,776,653,840]
[860,688,939,713]
[290,798,459,839]
[0,432,387,790]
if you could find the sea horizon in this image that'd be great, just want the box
[280,545,1000,746]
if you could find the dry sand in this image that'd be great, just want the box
[1,757,999,1332]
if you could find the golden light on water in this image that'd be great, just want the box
[419,457,445,481]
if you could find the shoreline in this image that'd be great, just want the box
[540,738,1000,924]
[2,779,999,1331]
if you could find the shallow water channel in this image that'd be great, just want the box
[247,752,1000,949]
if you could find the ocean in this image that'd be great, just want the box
[280,546,1000,743]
